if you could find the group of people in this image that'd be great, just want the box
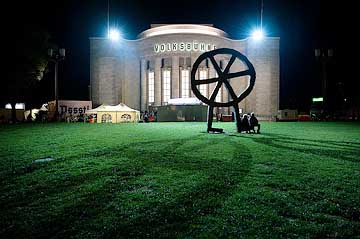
[239,112,261,134]
[142,111,157,123]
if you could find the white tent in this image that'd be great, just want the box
[167,97,202,105]
[85,103,140,123]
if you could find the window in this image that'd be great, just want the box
[148,71,155,103]
[199,69,207,96]
[162,58,172,67]
[215,72,222,102]
[181,69,190,98]
[101,114,112,123]
[186,57,191,67]
[121,114,132,122]
[163,70,171,103]
[179,57,184,66]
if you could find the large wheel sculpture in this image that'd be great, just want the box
[191,48,256,133]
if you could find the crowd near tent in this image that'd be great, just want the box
[86,103,140,123]
[24,104,48,121]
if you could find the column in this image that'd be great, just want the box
[140,59,147,111]
[171,56,179,99]
[221,59,230,114]
[154,58,162,106]
[190,55,197,98]
[208,67,216,99]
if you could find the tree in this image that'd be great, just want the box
[2,25,54,123]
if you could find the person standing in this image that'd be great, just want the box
[249,112,260,134]
[241,114,250,133]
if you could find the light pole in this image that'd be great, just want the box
[315,48,333,113]
[48,48,65,120]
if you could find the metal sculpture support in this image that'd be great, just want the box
[191,48,256,133]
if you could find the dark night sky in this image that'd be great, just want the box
[5,0,355,110]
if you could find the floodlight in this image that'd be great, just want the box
[251,29,264,40]
[109,28,120,41]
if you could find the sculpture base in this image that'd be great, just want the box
[207,127,224,133]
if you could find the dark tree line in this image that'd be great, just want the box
[2,24,56,122]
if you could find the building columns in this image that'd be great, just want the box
[154,58,162,106]
[140,59,147,111]
[171,56,179,99]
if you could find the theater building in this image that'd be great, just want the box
[90,24,280,120]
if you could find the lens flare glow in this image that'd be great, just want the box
[251,29,264,40]
[109,28,120,41]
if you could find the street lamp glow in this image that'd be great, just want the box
[251,29,264,40]
[109,28,120,41]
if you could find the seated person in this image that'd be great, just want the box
[144,111,149,123]
[249,112,261,133]
[241,114,250,133]
[149,113,155,122]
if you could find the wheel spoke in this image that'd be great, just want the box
[194,77,220,85]
[223,55,236,74]
[209,55,223,76]
[227,70,250,79]
[190,48,255,108]
[223,80,238,101]
[210,81,222,101]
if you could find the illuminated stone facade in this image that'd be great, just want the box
[90,24,280,120]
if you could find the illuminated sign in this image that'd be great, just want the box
[56,100,92,115]
[312,97,323,102]
[154,41,216,53]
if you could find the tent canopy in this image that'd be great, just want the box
[86,103,139,114]
[167,97,202,105]
[86,103,140,123]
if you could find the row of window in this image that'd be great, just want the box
[146,57,224,70]
[147,70,222,103]
[146,57,212,69]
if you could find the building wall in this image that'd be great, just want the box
[246,38,280,120]
[90,26,280,119]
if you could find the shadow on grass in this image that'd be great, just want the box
[232,132,360,163]
[1,135,252,239]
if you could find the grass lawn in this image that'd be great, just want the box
[0,122,359,238]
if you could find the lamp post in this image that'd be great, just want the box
[315,48,333,113]
[48,48,65,120]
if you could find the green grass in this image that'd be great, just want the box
[0,122,359,238]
